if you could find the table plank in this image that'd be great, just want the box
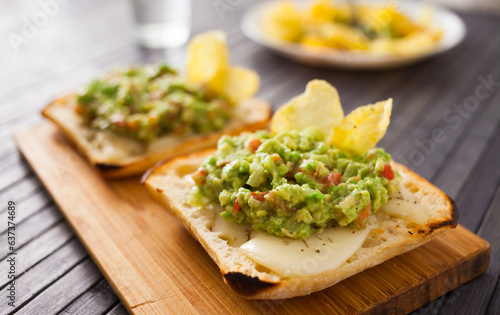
[0,189,52,235]
[379,19,487,149]
[0,174,40,211]
[106,304,130,315]
[0,238,87,315]
[0,204,62,259]
[432,91,500,198]
[60,279,120,315]
[15,258,102,315]
[454,127,500,232]
[439,184,500,314]
[389,36,500,177]
[0,222,73,288]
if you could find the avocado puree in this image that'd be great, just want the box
[190,128,400,239]
[75,64,231,142]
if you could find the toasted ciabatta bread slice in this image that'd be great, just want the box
[42,95,271,178]
[142,150,458,299]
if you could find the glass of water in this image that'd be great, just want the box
[130,0,191,48]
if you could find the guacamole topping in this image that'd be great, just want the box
[190,127,400,240]
[76,64,232,142]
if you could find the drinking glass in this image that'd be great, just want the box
[130,0,191,48]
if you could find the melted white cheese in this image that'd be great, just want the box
[239,223,374,277]
[380,184,428,225]
[201,177,425,278]
[89,130,144,161]
[212,213,251,247]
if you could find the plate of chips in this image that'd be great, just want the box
[241,0,466,69]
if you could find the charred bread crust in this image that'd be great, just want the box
[446,196,459,228]
[223,272,279,297]
[425,196,458,234]
[141,159,168,185]
[42,95,271,178]
[95,163,122,171]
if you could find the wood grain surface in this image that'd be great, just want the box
[14,123,490,314]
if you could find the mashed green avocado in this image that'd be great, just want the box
[75,64,231,142]
[190,128,400,239]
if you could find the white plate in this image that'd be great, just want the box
[241,0,466,70]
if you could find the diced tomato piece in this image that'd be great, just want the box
[297,159,307,172]
[381,164,395,180]
[248,138,262,152]
[110,114,127,127]
[251,192,267,202]
[114,120,128,128]
[353,201,371,230]
[75,105,85,115]
[234,198,240,212]
[266,190,276,202]
[271,154,282,162]
[322,172,341,187]
[191,169,207,185]
[127,121,138,131]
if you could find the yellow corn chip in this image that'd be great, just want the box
[272,80,392,154]
[222,67,260,104]
[187,30,229,93]
[319,22,369,50]
[390,11,421,37]
[261,1,302,42]
[305,0,337,25]
[330,99,392,155]
[370,32,435,55]
[271,80,344,137]
[187,31,259,104]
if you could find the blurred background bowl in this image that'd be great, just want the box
[241,0,466,70]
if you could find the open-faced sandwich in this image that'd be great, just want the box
[143,80,457,299]
[42,31,271,178]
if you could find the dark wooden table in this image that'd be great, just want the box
[1,0,499,314]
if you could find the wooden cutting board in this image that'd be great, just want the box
[15,123,490,314]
